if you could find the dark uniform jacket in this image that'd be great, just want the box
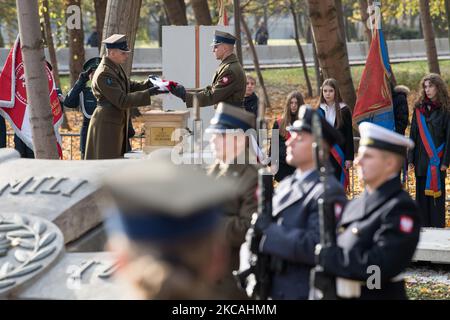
[85,57,151,159]
[261,170,347,300]
[185,53,245,108]
[319,177,421,300]
[64,77,136,156]
[208,161,258,298]
[408,106,450,177]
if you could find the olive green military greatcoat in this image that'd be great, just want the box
[185,53,246,108]
[208,161,258,298]
[85,57,151,159]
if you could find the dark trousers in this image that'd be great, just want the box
[0,116,6,148]
[415,176,446,228]
[14,134,35,158]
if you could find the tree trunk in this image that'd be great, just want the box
[42,0,60,88]
[16,0,59,159]
[0,25,4,47]
[419,0,440,74]
[94,0,107,49]
[163,0,187,25]
[240,15,271,110]
[307,0,356,110]
[297,12,305,39]
[192,0,212,25]
[158,8,167,48]
[445,0,450,51]
[312,39,322,95]
[335,0,347,42]
[66,0,85,87]
[306,24,313,43]
[234,0,243,65]
[42,0,71,130]
[263,4,268,28]
[358,0,371,45]
[334,0,350,64]
[101,0,142,76]
[289,0,312,97]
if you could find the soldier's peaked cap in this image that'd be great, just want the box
[103,149,236,242]
[211,30,237,46]
[359,121,414,156]
[83,57,101,71]
[102,34,130,52]
[287,105,344,146]
[206,102,256,133]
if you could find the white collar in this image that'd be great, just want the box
[294,168,315,183]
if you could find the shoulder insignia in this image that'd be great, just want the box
[399,215,414,234]
[334,202,344,220]
[218,74,232,86]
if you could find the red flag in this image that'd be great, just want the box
[0,41,16,106]
[352,29,395,131]
[0,36,63,158]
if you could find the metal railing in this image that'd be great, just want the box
[6,132,145,160]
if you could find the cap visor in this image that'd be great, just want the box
[206,124,242,133]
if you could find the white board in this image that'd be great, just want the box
[162,25,234,130]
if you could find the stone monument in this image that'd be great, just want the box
[0,148,133,299]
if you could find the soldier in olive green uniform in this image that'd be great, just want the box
[85,34,162,159]
[206,102,259,298]
[170,31,246,108]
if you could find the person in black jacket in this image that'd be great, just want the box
[255,22,269,45]
[243,74,258,118]
[317,78,354,191]
[316,122,420,300]
[392,84,410,184]
[408,73,450,228]
[64,57,136,158]
[270,91,304,182]
[392,84,410,136]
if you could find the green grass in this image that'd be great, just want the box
[135,40,160,48]
[58,59,450,96]
[254,59,450,94]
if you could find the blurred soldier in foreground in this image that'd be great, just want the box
[206,102,258,298]
[243,105,347,300]
[104,150,235,299]
[170,31,246,109]
[315,122,420,299]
